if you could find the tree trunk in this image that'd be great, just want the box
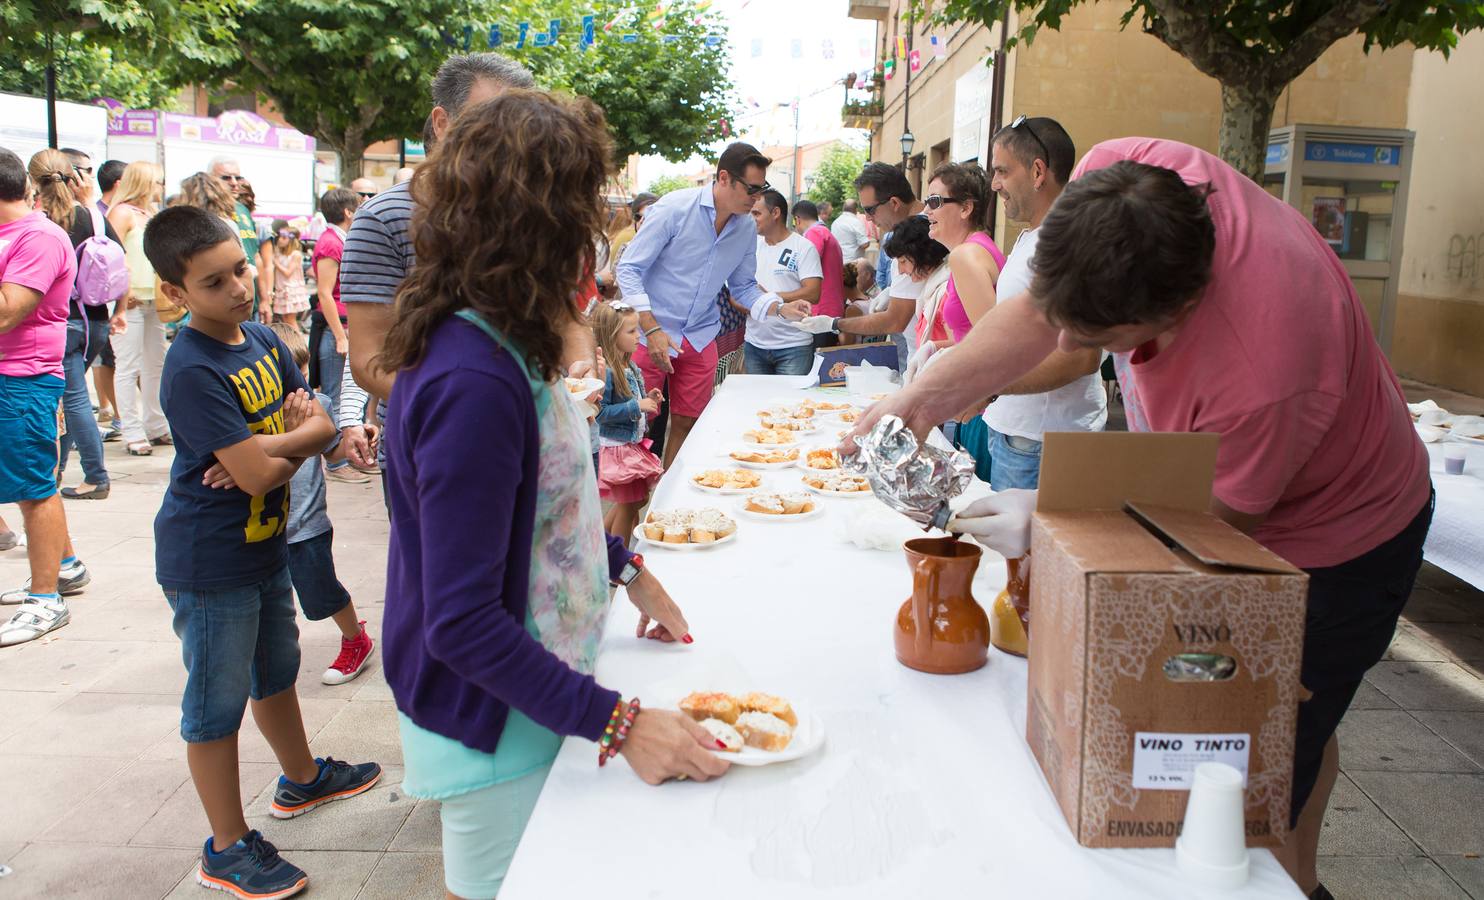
[338,130,367,182]
[1218,83,1281,183]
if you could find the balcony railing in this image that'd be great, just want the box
[847,0,890,21]
[842,99,884,130]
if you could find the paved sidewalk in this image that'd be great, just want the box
[1,381,1481,899]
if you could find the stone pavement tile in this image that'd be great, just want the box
[129,761,283,849]
[55,597,179,642]
[0,841,21,863]
[162,848,383,898]
[1337,709,1480,773]
[1412,624,1484,664]
[0,691,180,759]
[350,665,394,703]
[357,851,446,900]
[79,536,160,569]
[1350,679,1400,710]
[247,771,415,852]
[0,638,151,692]
[1319,773,1422,857]
[311,700,403,767]
[1367,662,1484,711]
[83,639,187,694]
[389,799,442,852]
[1415,563,1481,601]
[1387,622,1452,663]
[0,689,72,743]
[0,755,128,842]
[1316,855,1471,900]
[1403,587,1483,624]
[2,842,196,900]
[1413,711,1484,769]
[39,758,191,846]
[1349,771,1484,855]
[1435,856,1484,899]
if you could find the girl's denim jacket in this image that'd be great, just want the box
[596,362,646,444]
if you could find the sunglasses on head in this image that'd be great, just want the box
[607,299,634,312]
[72,165,93,176]
[924,194,966,210]
[1010,115,1052,165]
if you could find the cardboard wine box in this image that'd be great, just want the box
[1025,432,1308,849]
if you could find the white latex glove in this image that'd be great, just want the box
[946,489,1038,558]
[795,315,836,335]
[903,341,939,385]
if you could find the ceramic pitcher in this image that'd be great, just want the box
[895,537,990,674]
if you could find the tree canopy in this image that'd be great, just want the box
[807,143,868,218]
[646,173,692,196]
[922,0,1484,179]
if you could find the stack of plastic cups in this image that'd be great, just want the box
[1175,762,1251,888]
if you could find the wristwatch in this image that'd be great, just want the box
[615,553,645,587]
[831,317,843,334]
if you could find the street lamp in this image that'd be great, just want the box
[900,130,916,168]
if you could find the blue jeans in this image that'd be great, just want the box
[744,342,814,376]
[317,328,348,470]
[164,565,302,743]
[987,427,1043,491]
[58,318,110,486]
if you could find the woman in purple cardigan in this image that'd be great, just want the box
[379,91,730,899]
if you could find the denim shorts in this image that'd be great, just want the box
[0,373,64,504]
[287,528,351,621]
[987,426,1043,491]
[165,565,302,743]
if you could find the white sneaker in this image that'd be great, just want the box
[0,600,70,647]
[0,562,90,604]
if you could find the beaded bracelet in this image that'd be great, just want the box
[598,697,642,767]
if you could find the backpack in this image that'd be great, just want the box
[72,204,129,307]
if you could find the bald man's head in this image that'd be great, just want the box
[349,177,377,198]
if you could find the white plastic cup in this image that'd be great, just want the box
[1175,762,1250,889]
[1443,443,1467,476]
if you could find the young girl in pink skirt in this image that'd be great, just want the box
[592,301,664,544]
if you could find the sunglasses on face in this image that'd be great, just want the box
[73,165,93,176]
[1010,115,1052,165]
[278,230,299,238]
[218,174,245,183]
[924,194,966,210]
[861,199,888,216]
[723,171,770,196]
[357,191,376,199]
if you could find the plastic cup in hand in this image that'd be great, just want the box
[1444,443,1467,476]
[1175,762,1250,889]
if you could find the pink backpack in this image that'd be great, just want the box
[73,204,129,307]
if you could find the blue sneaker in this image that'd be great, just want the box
[270,756,382,819]
[196,830,306,899]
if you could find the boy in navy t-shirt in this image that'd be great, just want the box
[144,206,381,899]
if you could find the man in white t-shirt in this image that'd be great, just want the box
[979,117,1106,489]
[830,198,869,261]
[744,190,822,376]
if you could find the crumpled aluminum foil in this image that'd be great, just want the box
[841,415,975,531]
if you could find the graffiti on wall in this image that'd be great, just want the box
[1446,232,1484,288]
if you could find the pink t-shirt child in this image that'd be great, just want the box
[309,223,347,318]
[1076,138,1429,569]
[802,223,844,319]
[941,231,1006,343]
[0,211,76,379]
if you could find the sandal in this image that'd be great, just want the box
[62,483,110,500]
[149,435,173,446]
[126,442,153,456]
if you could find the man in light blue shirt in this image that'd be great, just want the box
[617,142,811,466]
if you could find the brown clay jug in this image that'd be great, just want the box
[990,553,1031,657]
[895,537,989,674]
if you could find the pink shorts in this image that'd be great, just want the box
[634,337,718,420]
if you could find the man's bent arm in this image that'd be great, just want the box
[347,302,397,400]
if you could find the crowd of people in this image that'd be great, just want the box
[0,44,1434,900]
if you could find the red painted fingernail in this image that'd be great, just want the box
[715,739,728,749]
[681,634,694,644]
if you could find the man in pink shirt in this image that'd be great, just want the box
[855,138,1431,899]
[791,200,844,346]
[0,147,92,646]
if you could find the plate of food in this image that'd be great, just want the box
[734,491,822,521]
[690,468,764,494]
[635,508,738,550]
[678,690,823,766]
[801,472,873,496]
[728,447,801,469]
[830,407,861,424]
[798,398,854,412]
[756,415,820,434]
[796,447,842,472]
[741,428,799,448]
[760,402,818,420]
[563,376,605,399]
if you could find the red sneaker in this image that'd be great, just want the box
[322,622,375,685]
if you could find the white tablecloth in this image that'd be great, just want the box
[501,375,1301,899]
[1424,440,1484,590]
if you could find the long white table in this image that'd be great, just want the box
[501,375,1302,899]
[1423,440,1484,590]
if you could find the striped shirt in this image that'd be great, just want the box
[341,180,415,307]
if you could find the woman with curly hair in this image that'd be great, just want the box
[380,90,728,899]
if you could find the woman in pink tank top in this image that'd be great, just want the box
[924,163,1004,345]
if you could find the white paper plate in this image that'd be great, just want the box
[633,523,738,550]
[725,451,802,470]
[795,448,844,473]
[688,471,764,495]
[741,433,800,449]
[800,476,874,497]
[1450,433,1484,447]
[563,377,605,399]
[715,710,825,766]
[732,498,825,522]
